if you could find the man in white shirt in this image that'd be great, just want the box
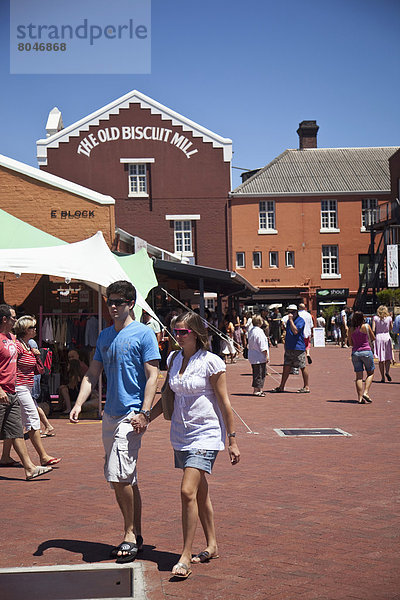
[298,303,314,364]
[142,311,162,343]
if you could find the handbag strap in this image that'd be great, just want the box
[165,350,180,377]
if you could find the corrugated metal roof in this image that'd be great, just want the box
[231,147,399,196]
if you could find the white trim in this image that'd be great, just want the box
[128,193,149,198]
[320,228,341,234]
[258,229,278,235]
[0,153,114,206]
[37,90,233,164]
[230,190,390,198]
[165,214,201,221]
[321,274,342,279]
[120,158,155,164]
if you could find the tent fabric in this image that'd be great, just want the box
[0,210,158,317]
[0,208,67,249]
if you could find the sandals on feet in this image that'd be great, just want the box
[297,388,310,393]
[253,391,265,397]
[171,562,192,579]
[26,465,52,480]
[270,387,284,393]
[191,550,220,563]
[114,541,138,564]
[110,535,143,558]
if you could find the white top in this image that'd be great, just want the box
[298,310,314,338]
[317,316,326,327]
[247,327,269,364]
[168,350,226,451]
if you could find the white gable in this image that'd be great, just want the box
[37,90,233,165]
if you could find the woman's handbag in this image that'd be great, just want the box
[160,351,179,420]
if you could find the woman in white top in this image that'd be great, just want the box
[247,315,270,396]
[151,312,240,579]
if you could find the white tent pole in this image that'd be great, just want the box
[97,285,102,419]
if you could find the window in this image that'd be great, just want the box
[285,251,295,267]
[259,201,276,232]
[174,221,192,254]
[322,245,339,276]
[129,164,147,195]
[361,198,378,228]
[236,252,245,268]
[320,200,338,230]
[253,251,262,268]
[269,251,279,268]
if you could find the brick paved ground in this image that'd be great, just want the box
[1,345,400,600]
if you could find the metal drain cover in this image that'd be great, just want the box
[274,428,351,437]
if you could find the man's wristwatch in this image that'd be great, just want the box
[227,432,236,438]
[138,409,151,421]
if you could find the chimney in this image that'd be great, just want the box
[46,107,63,138]
[297,120,319,149]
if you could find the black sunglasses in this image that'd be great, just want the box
[106,298,129,307]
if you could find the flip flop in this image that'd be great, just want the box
[41,457,62,466]
[43,430,56,437]
[297,388,310,393]
[115,542,138,563]
[253,391,265,397]
[171,562,192,579]
[270,387,284,393]
[110,535,143,558]
[191,551,220,563]
[362,394,372,403]
[0,459,22,468]
[26,465,52,480]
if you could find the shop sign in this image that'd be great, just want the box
[76,126,198,160]
[51,209,95,219]
[317,288,349,299]
[387,245,399,288]
[262,278,280,283]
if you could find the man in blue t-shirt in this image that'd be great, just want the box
[70,281,160,564]
[271,304,310,394]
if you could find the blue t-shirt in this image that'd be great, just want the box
[94,321,160,416]
[285,315,306,351]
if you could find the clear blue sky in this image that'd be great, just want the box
[1,0,399,188]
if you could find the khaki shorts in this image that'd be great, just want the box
[102,411,143,485]
[284,349,306,369]
[0,393,24,440]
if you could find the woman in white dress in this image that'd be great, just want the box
[150,312,240,579]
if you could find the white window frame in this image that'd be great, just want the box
[253,251,262,268]
[361,198,378,230]
[236,252,245,268]
[128,163,148,197]
[258,201,277,234]
[174,220,193,257]
[320,199,339,232]
[321,245,341,279]
[269,251,279,268]
[285,250,295,268]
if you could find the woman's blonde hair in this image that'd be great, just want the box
[377,305,389,319]
[175,312,209,351]
[14,315,36,336]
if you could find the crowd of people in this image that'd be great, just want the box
[1,290,399,580]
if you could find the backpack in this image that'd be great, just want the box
[335,314,342,326]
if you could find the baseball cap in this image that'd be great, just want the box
[287,304,298,310]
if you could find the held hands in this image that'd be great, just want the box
[130,413,149,434]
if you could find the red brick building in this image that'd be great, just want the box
[229,121,398,313]
[37,90,232,269]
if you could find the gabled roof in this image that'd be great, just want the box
[231,147,399,197]
[37,90,233,164]
[0,153,114,205]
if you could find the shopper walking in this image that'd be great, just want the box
[247,315,270,396]
[150,312,240,579]
[348,311,375,403]
[372,305,393,382]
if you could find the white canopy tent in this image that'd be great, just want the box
[0,230,159,417]
[0,230,157,317]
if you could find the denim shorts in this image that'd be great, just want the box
[174,449,219,474]
[351,350,375,373]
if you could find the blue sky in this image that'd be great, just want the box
[1,0,399,188]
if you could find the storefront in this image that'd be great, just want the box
[316,288,349,315]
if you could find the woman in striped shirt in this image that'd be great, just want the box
[15,316,61,467]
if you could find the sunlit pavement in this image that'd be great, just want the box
[1,344,399,599]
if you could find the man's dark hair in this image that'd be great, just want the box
[0,304,12,320]
[106,280,136,304]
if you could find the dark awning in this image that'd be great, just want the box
[153,259,258,296]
